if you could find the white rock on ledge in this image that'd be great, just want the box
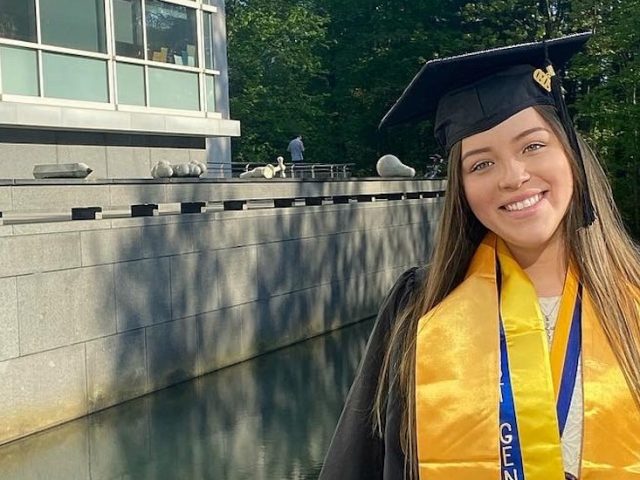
[151,160,207,178]
[376,154,415,178]
[33,163,93,179]
[239,156,287,179]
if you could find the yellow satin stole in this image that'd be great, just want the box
[415,233,640,479]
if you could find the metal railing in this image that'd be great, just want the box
[207,162,355,179]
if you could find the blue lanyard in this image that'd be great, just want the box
[557,288,582,435]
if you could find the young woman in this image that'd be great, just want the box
[319,33,640,480]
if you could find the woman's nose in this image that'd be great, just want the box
[498,159,530,190]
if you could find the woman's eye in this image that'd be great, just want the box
[523,142,545,153]
[471,161,493,172]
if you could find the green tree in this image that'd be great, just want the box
[318,0,468,174]
[570,0,640,235]
[460,1,546,46]
[226,0,331,163]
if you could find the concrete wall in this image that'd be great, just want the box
[0,180,443,445]
[0,177,445,212]
[0,142,209,180]
[0,129,208,180]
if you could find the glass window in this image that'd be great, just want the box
[205,74,215,112]
[0,0,36,42]
[117,62,145,106]
[39,0,107,53]
[203,12,214,70]
[0,46,38,96]
[145,0,198,67]
[42,52,108,102]
[148,66,198,110]
[113,0,144,59]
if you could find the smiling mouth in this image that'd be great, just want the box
[502,193,545,212]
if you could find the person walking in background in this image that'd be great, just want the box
[287,135,305,162]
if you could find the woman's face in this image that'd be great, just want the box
[460,107,574,251]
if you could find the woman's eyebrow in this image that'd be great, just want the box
[461,147,491,162]
[513,127,549,142]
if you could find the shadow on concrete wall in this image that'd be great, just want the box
[103,181,434,478]
[0,180,435,478]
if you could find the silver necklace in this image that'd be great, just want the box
[540,297,561,324]
[538,296,562,334]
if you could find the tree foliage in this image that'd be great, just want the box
[226,0,640,235]
[227,0,331,163]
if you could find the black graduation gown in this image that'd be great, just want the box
[319,267,426,480]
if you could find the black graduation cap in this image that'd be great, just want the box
[379,32,595,226]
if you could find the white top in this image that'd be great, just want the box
[539,295,583,478]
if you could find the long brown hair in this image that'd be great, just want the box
[373,105,640,478]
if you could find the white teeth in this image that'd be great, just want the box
[504,193,542,212]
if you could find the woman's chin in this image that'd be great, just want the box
[496,228,560,252]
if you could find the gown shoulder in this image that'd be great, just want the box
[318,266,427,480]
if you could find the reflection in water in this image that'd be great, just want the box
[0,319,374,480]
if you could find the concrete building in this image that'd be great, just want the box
[0,0,239,178]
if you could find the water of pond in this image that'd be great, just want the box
[0,319,374,480]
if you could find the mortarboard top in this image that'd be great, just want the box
[379,32,592,149]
